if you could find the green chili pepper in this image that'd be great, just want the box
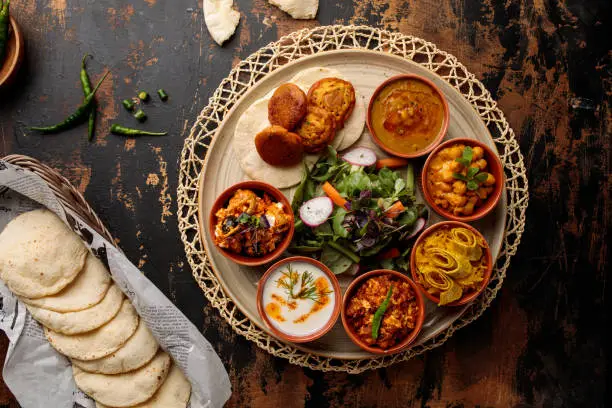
[138,91,149,101]
[157,89,168,101]
[80,54,96,141]
[110,124,167,136]
[30,71,109,134]
[122,99,135,111]
[0,0,10,66]
[133,109,147,122]
[371,284,393,340]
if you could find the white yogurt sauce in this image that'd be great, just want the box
[262,261,335,337]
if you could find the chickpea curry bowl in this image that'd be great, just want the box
[422,138,504,221]
[208,181,294,266]
[341,270,425,354]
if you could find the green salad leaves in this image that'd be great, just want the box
[291,147,427,274]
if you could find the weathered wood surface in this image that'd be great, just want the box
[0,0,608,407]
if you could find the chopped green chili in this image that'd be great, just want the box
[157,89,168,101]
[122,99,135,111]
[133,109,147,122]
[138,91,149,101]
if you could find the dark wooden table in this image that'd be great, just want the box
[0,1,608,407]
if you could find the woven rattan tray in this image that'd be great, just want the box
[178,25,528,373]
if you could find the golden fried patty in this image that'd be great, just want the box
[295,106,337,153]
[268,83,308,130]
[255,125,304,167]
[307,78,356,128]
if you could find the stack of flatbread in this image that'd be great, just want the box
[0,209,191,408]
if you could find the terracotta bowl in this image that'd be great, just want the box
[421,138,504,222]
[341,269,425,355]
[410,221,493,306]
[0,16,25,89]
[256,256,341,343]
[208,181,294,266]
[366,74,449,158]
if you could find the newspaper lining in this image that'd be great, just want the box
[0,160,231,408]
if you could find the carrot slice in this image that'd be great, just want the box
[385,201,405,218]
[322,182,348,208]
[375,158,409,170]
[377,247,401,260]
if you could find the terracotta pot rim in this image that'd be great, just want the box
[341,269,426,355]
[366,74,450,159]
[207,181,294,266]
[0,17,25,88]
[256,256,342,343]
[409,221,493,306]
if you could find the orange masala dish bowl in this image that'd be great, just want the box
[207,181,294,266]
[341,270,425,354]
[410,221,493,307]
[421,138,504,221]
[256,256,341,343]
[367,74,449,158]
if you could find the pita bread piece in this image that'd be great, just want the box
[74,352,171,408]
[21,253,112,313]
[204,0,240,46]
[45,299,138,360]
[72,319,159,375]
[268,0,318,19]
[0,209,87,298]
[95,363,191,408]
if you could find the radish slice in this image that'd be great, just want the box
[405,217,427,240]
[299,197,334,227]
[342,147,377,166]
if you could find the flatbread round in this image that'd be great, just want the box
[289,67,343,91]
[21,253,112,313]
[0,209,88,298]
[72,319,159,374]
[234,98,317,189]
[95,364,191,408]
[74,352,171,408]
[45,300,138,360]
[337,93,366,151]
[26,284,123,334]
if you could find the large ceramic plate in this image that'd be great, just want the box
[198,50,506,359]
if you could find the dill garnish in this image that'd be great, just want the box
[276,264,332,304]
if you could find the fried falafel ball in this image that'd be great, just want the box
[307,78,356,128]
[254,125,304,167]
[295,106,337,153]
[268,83,308,130]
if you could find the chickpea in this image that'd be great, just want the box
[472,146,484,160]
[449,145,463,159]
[452,180,467,194]
[438,149,451,160]
[435,198,449,209]
[476,187,488,199]
[463,202,475,215]
[475,159,488,170]
[446,193,468,207]
[440,170,454,183]
[434,181,452,192]
[484,173,496,186]
[449,160,462,171]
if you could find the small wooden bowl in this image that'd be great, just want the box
[0,16,25,89]
[421,138,504,222]
[256,256,341,343]
[410,221,493,306]
[208,181,294,266]
[366,74,449,159]
[341,270,425,355]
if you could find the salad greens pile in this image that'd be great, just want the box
[291,147,427,274]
